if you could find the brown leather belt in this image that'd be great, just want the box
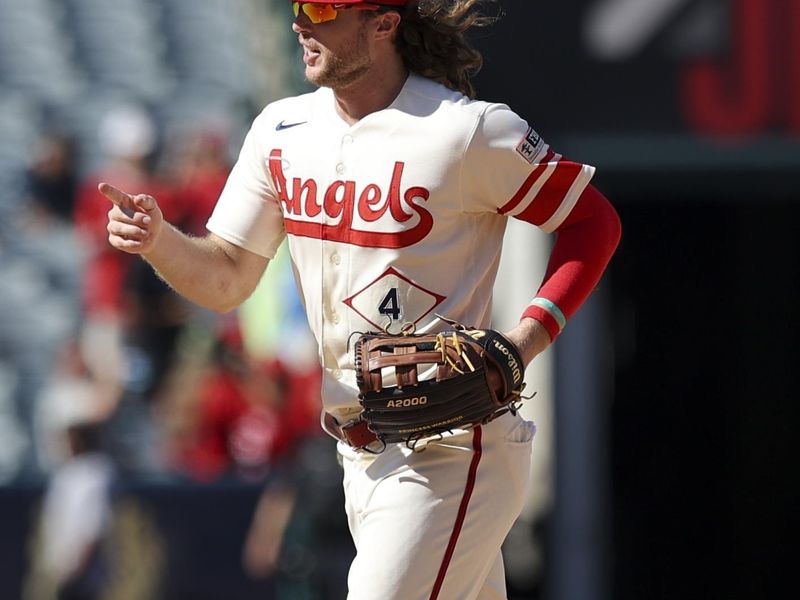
[323,412,378,449]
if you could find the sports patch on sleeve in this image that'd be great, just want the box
[516,127,547,164]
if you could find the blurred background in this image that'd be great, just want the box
[0,0,797,599]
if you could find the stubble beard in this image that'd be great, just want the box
[307,24,372,89]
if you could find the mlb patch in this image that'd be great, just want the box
[516,127,546,164]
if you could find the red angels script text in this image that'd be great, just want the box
[268,149,433,249]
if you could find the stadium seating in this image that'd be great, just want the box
[0,0,297,479]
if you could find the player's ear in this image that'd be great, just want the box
[373,10,402,41]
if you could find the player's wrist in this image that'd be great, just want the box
[504,316,551,366]
[139,217,170,257]
[521,297,565,342]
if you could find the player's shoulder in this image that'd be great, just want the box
[402,74,521,125]
[402,74,482,114]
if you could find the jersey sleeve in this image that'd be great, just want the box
[206,111,286,258]
[461,104,595,233]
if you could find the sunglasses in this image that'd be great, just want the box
[292,2,381,24]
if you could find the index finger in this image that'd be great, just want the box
[98,182,133,207]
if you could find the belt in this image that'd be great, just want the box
[323,412,378,449]
[324,409,511,451]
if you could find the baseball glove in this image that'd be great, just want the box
[353,321,527,449]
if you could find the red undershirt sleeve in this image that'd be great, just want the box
[519,184,622,340]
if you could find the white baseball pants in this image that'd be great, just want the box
[339,410,535,600]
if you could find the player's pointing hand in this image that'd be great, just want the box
[99,182,164,254]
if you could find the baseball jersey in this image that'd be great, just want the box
[207,73,595,415]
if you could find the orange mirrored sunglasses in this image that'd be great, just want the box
[292,2,381,24]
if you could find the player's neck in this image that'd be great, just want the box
[332,55,408,126]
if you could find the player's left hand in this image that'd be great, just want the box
[354,325,528,448]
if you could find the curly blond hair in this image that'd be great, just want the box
[395,0,501,98]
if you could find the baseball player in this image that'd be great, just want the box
[100,1,621,598]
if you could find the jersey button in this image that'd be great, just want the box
[331,312,341,325]
[336,163,345,174]
[333,369,342,380]
[342,135,353,144]
[331,252,341,265]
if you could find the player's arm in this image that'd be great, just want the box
[100,182,268,313]
[503,184,621,364]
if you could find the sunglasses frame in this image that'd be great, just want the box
[293,2,382,24]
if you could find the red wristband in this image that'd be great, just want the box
[521,305,562,341]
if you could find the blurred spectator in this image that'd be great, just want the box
[25,133,78,224]
[34,337,116,474]
[0,130,86,479]
[161,240,322,481]
[166,323,321,483]
[242,435,352,600]
[242,482,296,581]
[160,315,334,596]
[164,124,232,237]
[73,103,172,330]
[37,408,116,600]
[71,104,197,473]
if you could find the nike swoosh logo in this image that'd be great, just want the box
[276,120,308,131]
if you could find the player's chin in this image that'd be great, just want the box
[306,65,350,90]
[305,64,326,86]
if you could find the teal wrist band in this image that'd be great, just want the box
[530,297,566,331]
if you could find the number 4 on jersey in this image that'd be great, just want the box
[342,266,446,331]
[378,288,401,321]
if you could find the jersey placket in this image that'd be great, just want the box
[321,131,356,381]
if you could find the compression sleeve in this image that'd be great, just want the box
[521,185,622,340]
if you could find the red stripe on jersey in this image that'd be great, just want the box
[514,161,582,226]
[497,149,555,216]
[429,427,483,600]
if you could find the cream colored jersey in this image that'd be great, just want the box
[207,74,594,414]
